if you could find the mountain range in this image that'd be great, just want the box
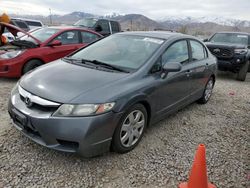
[10,11,250,36]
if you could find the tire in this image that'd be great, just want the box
[197,77,215,104]
[236,60,249,81]
[22,59,43,75]
[111,104,147,154]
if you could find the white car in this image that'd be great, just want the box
[3,18,44,41]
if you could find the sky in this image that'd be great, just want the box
[1,0,250,21]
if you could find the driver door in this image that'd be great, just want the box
[153,40,193,116]
[43,30,83,63]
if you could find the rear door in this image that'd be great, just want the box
[43,30,83,62]
[188,39,210,98]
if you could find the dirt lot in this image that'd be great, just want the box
[0,72,249,188]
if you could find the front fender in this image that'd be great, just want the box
[113,93,150,113]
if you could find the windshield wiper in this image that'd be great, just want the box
[63,57,82,62]
[11,40,37,48]
[81,59,129,73]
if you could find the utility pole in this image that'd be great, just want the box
[49,8,52,25]
[130,19,133,31]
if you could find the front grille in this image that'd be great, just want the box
[208,47,233,58]
[20,95,58,112]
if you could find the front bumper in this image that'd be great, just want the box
[8,86,123,157]
[0,58,23,78]
[216,56,247,72]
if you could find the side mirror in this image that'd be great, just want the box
[203,38,208,42]
[49,40,62,47]
[95,25,103,32]
[161,62,182,79]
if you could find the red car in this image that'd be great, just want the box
[0,22,102,77]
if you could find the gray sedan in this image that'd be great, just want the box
[8,31,217,157]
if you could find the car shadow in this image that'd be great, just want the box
[0,77,19,83]
[217,71,250,82]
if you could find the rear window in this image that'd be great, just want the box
[13,21,29,30]
[110,21,120,32]
[25,21,42,27]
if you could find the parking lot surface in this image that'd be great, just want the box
[0,72,249,188]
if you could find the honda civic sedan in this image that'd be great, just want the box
[8,31,217,157]
[0,22,102,77]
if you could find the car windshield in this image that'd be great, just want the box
[20,28,59,43]
[210,33,249,45]
[70,34,164,71]
[74,18,97,27]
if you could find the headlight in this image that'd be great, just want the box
[53,102,115,117]
[234,49,248,55]
[0,50,24,59]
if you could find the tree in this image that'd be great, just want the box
[179,25,188,34]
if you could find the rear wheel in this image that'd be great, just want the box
[197,77,215,104]
[22,59,43,75]
[236,60,249,81]
[112,104,147,153]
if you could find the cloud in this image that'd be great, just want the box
[1,0,250,20]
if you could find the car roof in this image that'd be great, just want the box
[12,18,43,24]
[42,26,103,36]
[216,31,250,35]
[48,26,87,30]
[116,31,189,40]
[78,17,118,22]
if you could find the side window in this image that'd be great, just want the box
[98,20,110,33]
[25,21,42,27]
[110,21,120,32]
[53,31,80,45]
[162,40,189,64]
[81,32,99,43]
[14,21,29,30]
[190,40,206,61]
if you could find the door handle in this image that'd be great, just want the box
[185,70,192,77]
[186,70,193,73]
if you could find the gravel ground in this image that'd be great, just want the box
[0,72,249,188]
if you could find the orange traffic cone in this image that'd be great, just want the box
[179,144,216,188]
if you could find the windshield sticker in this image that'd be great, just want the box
[237,35,248,38]
[143,37,164,44]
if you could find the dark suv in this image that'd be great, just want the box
[74,18,121,36]
[204,32,250,81]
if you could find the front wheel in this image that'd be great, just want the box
[197,77,215,104]
[22,59,43,75]
[111,104,147,153]
[236,60,249,81]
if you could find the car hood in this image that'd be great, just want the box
[205,42,247,49]
[0,22,41,44]
[20,60,130,103]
